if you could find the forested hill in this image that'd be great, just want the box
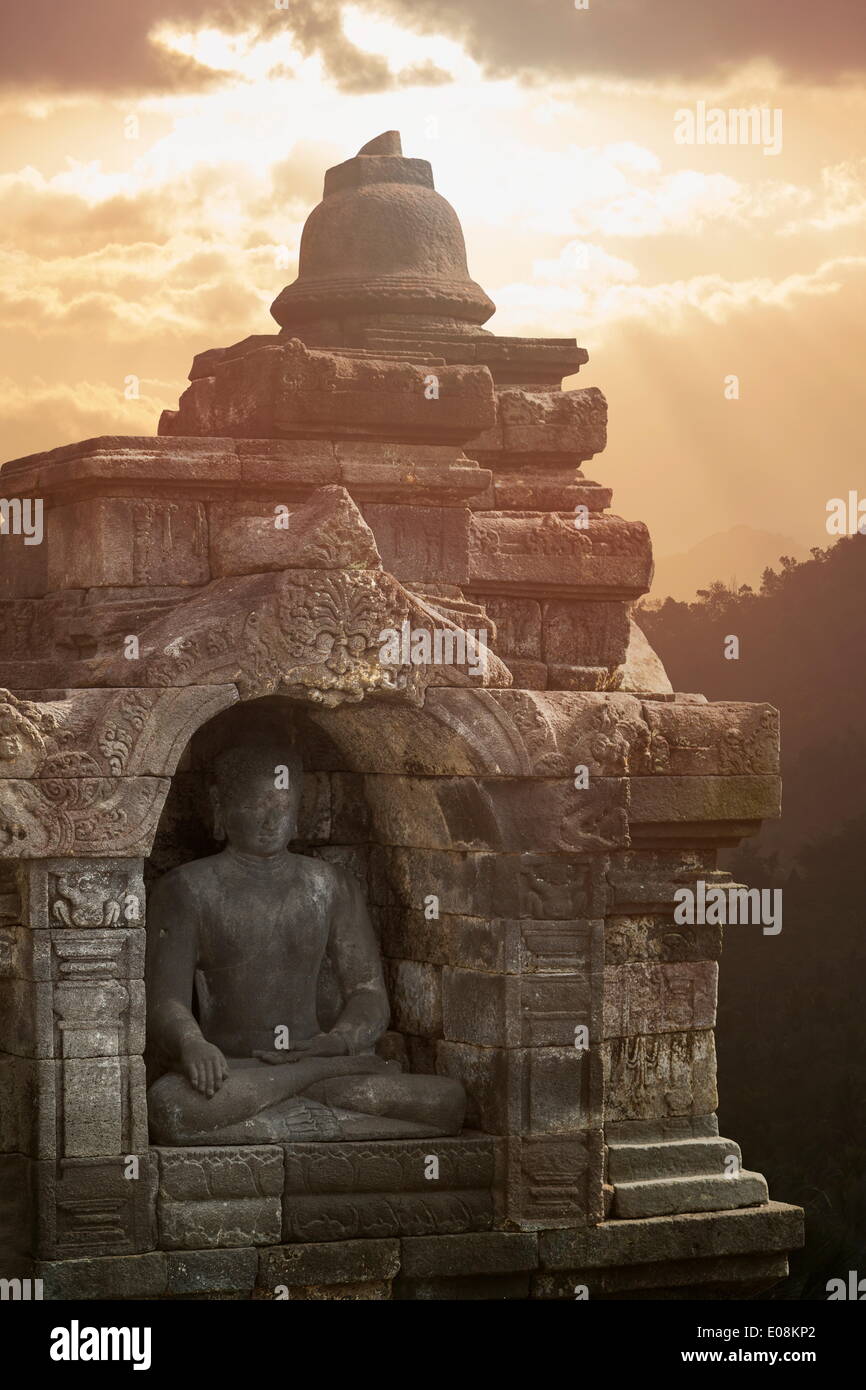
[636,533,866,1299]
[637,533,866,859]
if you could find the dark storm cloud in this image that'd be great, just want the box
[0,0,221,91]
[0,0,447,95]
[380,0,866,82]
[0,0,392,94]
[0,0,863,93]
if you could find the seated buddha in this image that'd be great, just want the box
[146,737,465,1144]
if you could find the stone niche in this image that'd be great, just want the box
[0,131,803,1300]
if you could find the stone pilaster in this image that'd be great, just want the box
[0,857,155,1260]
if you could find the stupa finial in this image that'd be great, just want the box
[356,130,402,156]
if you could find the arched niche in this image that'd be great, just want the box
[144,691,525,1098]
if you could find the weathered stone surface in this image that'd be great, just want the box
[0,780,168,858]
[356,330,584,389]
[613,1169,768,1220]
[614,1134,739,1189]
[607,850,722,913]
[360,502,471,585]
[166,1247,258,1295]
[480,470,611,515]
[605,1114,720,1143]
[617,620,674,694]
[0,1055,48,1155]
[468,513,652,597]
[608,1135,738,1183]
[94,569,509,703]
[63,1056,147,1159]
[545,664,614,692]
[161,339,496,445]
[443,916,600,977]
[371,846,603,919]
[283,1192,493,1243]
[605,914,722,965]
[259,1237,400,1288]
[156,1146,284,1249]
[0,433,492,507]
[257,1278,392,1299]
[533,1251,789,1298]
[23,859,144,931]
[34,1153,157,1260]
[0,980,51,1057]
[1,434,243,494]
[47,498,209,591]
[400,1230,538,1278]
[334,441,490,503]
[0,1046,148,1166]
[507,1132,604,1227]
[0,687,238,780]
[538,1200,804,1270]
[36,1251,167,1299]
[442,969,591,1047]
[482,597,542,660]
[437,1042,597,1134]
[0,967,144,1061]
[542,601,630,667]
[282,1136,495,1194]
[504,658,548,689]
[209,485,381,579]
[472,388,607,460]
[418,689,651,779]
[298,687,711,781]
[363,775,628,852]
[0,531,47,601]
[628,774,781,827]
[385,959,442,1036]
[602,1029,718,1122]
[395,1272,529,1300]
[603,962,718,1039]
[643,701,779,777]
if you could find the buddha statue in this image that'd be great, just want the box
[146,737,465,1144]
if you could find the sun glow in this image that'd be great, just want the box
[341,5,480,81]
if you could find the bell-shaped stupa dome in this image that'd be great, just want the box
[270,131,495,339]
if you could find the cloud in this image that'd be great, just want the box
[781,158,866,233]
[6,1,863,101]
[587,254,866,560]
[380,0,866,82]
[0,175,164,256]
[0,376,174,461]
[0,0,453,97]
[0,1,227,92]
[493,253,866,337]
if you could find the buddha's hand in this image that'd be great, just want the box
[180,1039,228,1098]
[253,1051,392,1078]
[290,1032,350,1060]
[253,1032,349,1065]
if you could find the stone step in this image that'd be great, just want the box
[608,1137,742,1183]
[612,1171,769,1221]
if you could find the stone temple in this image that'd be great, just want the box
[0,131,802,1299]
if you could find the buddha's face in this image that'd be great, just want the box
[212,766,301,857]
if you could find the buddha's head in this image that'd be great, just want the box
[210,738,303,856]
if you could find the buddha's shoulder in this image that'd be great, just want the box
[149,855,225,900]
[286,852,353,896]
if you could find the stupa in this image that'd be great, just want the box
[0,133,802,1299]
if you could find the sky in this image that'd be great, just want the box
[0,0,864,571]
